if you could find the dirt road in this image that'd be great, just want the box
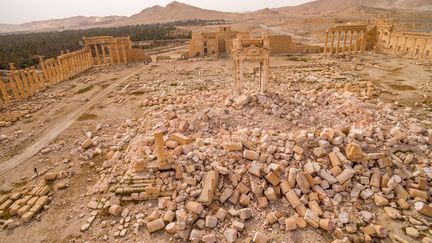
[0,65,146,175]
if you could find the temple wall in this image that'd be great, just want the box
[269,35,293,55]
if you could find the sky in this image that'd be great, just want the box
[0,0,312,24]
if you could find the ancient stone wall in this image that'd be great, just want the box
[268,35,293,55]
[189,32,219,57]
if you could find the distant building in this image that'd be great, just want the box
[189,26,238,57]
[188,26,318,58]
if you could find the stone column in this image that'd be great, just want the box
[115,43,121,64]
[40,60,49,82]
[233,58,243,95]
[71,54,78,76]
[94,44,101,66]
[348,31,353,54]
[77,52,83,72]
[121,44,128,65]
[13,72,27,98]
[54,61,62,83]
[420,38,428,59]
[395,35,400,55]
[330,32,335,55]
[412,38,417,56]
[342,31,347,54]
[108,44,115,65]
[402,36,408,56]
[354,32,359,53]
[65,56,71,78]
[25,68,37,92]
[260,57,269,93]
[324,31,329,55]
[58,60,65,82]
[45,62,53,84]
[88,50,94,67]
[336,31,341,55]
[101,45,108,65]
[0,79,9,104]
[20,71,33,95]
[154,131,168,170]
[361,31,366,53]
[32,66,45,90]
[6,73,20,100]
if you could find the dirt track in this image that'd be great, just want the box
[0,65,146,175]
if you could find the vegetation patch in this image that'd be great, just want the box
[78,113,98,121]
[131,91,145,96]
[287,56,308,62]
[389,84,416,91]
[75,85,94,94]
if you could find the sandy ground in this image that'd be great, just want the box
[0,50,431,242]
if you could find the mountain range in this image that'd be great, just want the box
[1,0,431,33]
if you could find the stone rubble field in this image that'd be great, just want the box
[0,55,431,243]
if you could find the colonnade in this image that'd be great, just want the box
[0,36,136,106]
[377,30,432,59]
[83,36,131,66]
[324,28,367,56]
[1,46,94,105]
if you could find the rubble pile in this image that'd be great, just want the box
[0,171,71,228]
[1,58,431,242]
[74,83,431,242]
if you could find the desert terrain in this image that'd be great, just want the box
[1,1,432,243]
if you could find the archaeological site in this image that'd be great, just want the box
[0,0,432,242]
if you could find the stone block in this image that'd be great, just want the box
[243,150,260,161]
[147,218,165,234]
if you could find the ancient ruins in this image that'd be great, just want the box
[0,3,432,242]
[231,34,270,95]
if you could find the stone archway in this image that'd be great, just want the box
[231,34,270,95]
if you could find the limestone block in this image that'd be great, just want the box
[345,142,364,161]
[223,228,238,243]
[265,171,280,186]
[285,217,297,231]
[109,205,123,216]
[336,168,355,184]
[252,232,269,243]
[226,142,242,151]
[296,171,310,194]
[243,150,260,161]
[186,201,203,214]
[414,202,432,217]
[169,133,192,145]
[21,211,34,222]
[304,209,319,228]
[147,218,165,233]
[198,171,219,205]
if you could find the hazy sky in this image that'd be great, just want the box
[0,0,312,24]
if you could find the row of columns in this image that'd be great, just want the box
[40,48,93,84]
[379,32,431,59]
[87,42,128,66]
[324,30,366,56]
[2,67,46,103]
[0,48,94,105]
